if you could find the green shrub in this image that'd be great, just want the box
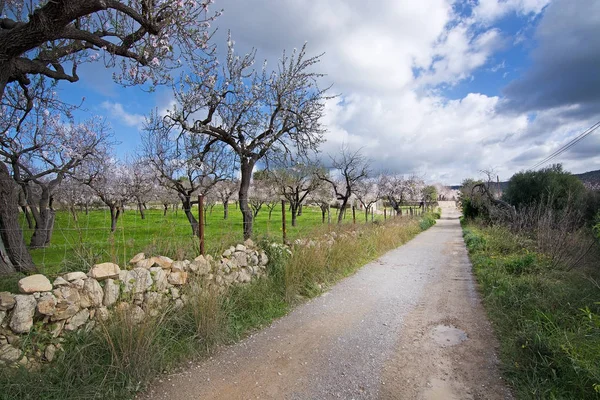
[419,213,437,230]
[502,253,539,275]
[464,222,600,398]
[463,229,487,252]
[503,164,586,212]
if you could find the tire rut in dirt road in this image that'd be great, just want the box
[380,206,512,400]
[143,203,510,399]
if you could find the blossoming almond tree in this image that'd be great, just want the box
[354,176,384,222]
[0,0,220,100]
[167,37,330,239]
[142,112,235,235]
[0,0,220,273]
[266,158,324,227]
[1,113,111,250]
[382,174,424,215]
[318,146,371,224]
[75,157,133,233]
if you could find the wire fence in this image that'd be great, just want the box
[6,200,427,277]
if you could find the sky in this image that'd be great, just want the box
[59,0,600,185]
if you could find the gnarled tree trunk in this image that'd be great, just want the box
[338,198,349,223]
[109,203,123,233]
[239,159,256,240]
[0,164,35,274]
[29,186,56,248]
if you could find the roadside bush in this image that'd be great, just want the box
[419,213,437,230]
[503,164,586,212]
[464,223,600,398]
[502,253,539,275]
[463,229,487,252]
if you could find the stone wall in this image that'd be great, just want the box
[0,239,268,368]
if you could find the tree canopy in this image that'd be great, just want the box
[503,164,586,210]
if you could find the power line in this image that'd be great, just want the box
[530,120,600,170]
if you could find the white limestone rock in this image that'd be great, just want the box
[51,286,81,321]
[129,252,145,265]
[65,308,89,331]
[63,271,87,282]
[52,277,69,287]
[18,275,52,293]
[103,278,120,307]
[0,344,22,364]
[80,278,103,308]
[167,271,188,286]
[0,292,15,311]
[149,267,168,292]
[9,295,36,333]
[88,263,120,280]
[36,293,57,316]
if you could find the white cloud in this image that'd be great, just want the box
[78,0,598,184]
[473,0,550,23]
[204,0,599,184]
[101,101,145,129]
[416,24,504,87]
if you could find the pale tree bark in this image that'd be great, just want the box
[26,184,58,248]
[239,160,256,240]
[0,164,35,274]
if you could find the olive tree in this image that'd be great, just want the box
[167,37,329,239]
[421,185,438,211]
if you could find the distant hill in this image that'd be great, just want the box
[575,169,600,187]
[450,169,600,190]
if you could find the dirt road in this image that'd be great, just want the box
[145,202,511,399]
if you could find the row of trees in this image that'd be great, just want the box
[0,1,439,275]
[49,148,435,230]
[0,0,222,274]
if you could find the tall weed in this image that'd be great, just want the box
[464,223,600,398]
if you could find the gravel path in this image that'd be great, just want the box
[144,202,511,399]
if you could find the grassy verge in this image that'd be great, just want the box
[0,214,433,400]
[462,221,600,399]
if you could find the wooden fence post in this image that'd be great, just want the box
[352,206,356,224]
[384,208,387,220]
[198,194,205,256]
[281,200,287,244]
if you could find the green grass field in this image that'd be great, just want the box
[16,203,405,278]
